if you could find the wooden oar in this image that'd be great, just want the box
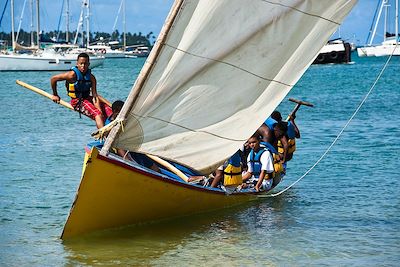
[145,154,189,182]
[16,80,111,108]
[16,80,74,110]
[286,98,314,121]
[16,80,190,183]
[98,95,111,107]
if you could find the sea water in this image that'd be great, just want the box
[0,55,399,266]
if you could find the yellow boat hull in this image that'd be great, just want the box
[61,148,257,239]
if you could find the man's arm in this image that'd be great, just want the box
[90,74,102,110]
[242,171,252,182]
[255,152,274,191]
[290,117,301,138]
[255,170,266,192]
[50,71,74,103]
[280,135,288,163]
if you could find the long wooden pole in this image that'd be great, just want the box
[16,80,189,182]
[146,154,189,182]
[16,80,74,110]
[16,80,111,109]
[100,0,185,157]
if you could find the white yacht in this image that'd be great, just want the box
[0,49,104,71]
[0,0,104,71]
[87,41,126,58]
[357,0,399,57]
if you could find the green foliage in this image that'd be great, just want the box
[0,30,155,47]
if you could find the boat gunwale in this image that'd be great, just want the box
[96,152,259,197]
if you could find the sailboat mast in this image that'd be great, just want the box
[11,0,15,51]
[384,2,388,42]
[73,1,84,45]
[370,0,387,45]
[123,0,126,52]
[86,0,90,48]
[396,0,399,42]
[36,0,40,49]
[30,0,34,46]
[100,0,185,156]
[66,0,69,43]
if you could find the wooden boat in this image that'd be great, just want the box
[25,0,356,239]
[61,147,260,239]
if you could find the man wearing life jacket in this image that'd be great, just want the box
[50,53,112,129]
[257,116,288,162]
[270,111,300,162]
[210,148,245,191]
[242,134,275,192]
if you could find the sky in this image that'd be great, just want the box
[0,0,396,45]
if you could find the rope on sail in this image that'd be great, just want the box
[260,42,398,198]
[91,118,125,140]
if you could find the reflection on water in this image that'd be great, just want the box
[63,194,298,266]
[63,202,255,265]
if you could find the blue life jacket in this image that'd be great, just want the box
[227,150,242,167]
[260,141,278,155]
[249,149,268,179]
[66,66,92,99]
[264,117,277,130]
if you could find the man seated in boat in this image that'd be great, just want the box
[270,110,300,162]
[241,134,275,192]
[207,148,245,192]
[257,112,291,163]
[50,52,112,129]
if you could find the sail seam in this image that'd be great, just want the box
[260,0,340,25]
[163,43,294,88]
[132,113,247,142]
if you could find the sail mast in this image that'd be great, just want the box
[66,0,69,43]
[86,0,90,48]
[11,0,15,51]
[396,0,399,43]
[100,0,185,156]
[370,0,386,46]
[30,0,34,46]
[36,0,40,49]
[123,0,126,52]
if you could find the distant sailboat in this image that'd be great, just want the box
[0,0,104,71]
[357,0,399,57]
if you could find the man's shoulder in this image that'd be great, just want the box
[260,149,273,160]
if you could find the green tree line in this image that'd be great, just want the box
[0,29,155,47]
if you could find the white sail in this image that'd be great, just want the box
[111,0,357,174]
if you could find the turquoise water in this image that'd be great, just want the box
[1,55,399,266]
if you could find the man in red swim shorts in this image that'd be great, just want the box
[50,53,112,129]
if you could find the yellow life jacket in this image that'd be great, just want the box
[272,153,285,175]
[223,150,243,186]
[223,164,242,186]
[277,138,296,155]
[66,67,92,99]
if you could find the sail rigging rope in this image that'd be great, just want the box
[261,42,398,198]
